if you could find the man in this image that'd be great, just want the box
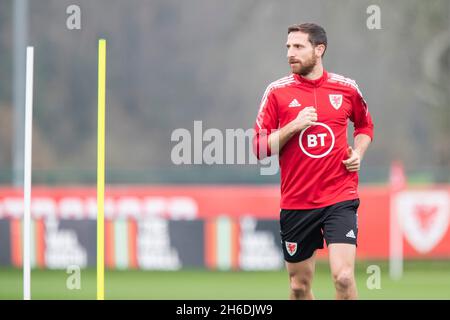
[253,23,374,300]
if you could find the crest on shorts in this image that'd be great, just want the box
[285,241,298,256]
[329,94,343,110]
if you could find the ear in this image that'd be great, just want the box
[315,44,325,58]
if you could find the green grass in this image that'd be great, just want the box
[1,260,449,300]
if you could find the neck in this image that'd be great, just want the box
[302,63,324,80]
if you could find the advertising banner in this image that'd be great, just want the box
[1,186,449,269]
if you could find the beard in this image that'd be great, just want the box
[289,53,317,76]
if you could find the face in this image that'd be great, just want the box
[286,31,321,76]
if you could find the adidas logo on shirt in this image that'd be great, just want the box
[288,99,301,107]
[346,230,356,239]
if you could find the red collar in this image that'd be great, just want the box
[293,70,328,88]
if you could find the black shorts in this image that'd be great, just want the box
[280,199,360,263]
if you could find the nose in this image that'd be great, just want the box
[287,47,296,59]
[287,49,293,59]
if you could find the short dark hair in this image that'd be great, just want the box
[287,23,327,57]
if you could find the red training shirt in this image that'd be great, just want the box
[253,70,374,209]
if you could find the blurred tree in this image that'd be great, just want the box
[0,0,448,183]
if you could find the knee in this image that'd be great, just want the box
[290,276,312,298]
[333,269,354,291]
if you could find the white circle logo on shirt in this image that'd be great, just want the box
[299,122,335,158]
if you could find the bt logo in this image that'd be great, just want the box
[306,133,328,148]
[299,123,335,158]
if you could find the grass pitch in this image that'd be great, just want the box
[0,260,449,300]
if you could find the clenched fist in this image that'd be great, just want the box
[290,106,318,133]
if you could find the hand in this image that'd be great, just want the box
[342,146,361,172]
[290,107,318,133]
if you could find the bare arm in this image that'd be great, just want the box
[354,134,372,160]
[268,106,318,154]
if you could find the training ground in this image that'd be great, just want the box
[1,260,449,300]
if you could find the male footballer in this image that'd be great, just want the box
[253,23,374,300]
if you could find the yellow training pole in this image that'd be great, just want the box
[97,39,106,300]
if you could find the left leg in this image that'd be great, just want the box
[328,243,357,300]
[322,199,360,300]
